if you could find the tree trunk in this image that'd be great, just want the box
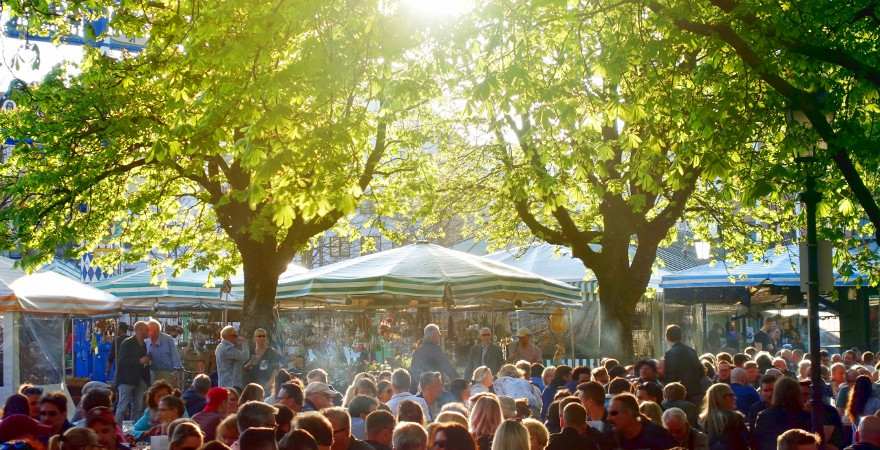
[595,276,642,361]
[239,247,287,342]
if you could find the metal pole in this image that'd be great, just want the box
[802,173,824,441]
[569,309,576,361]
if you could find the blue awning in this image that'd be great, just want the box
[660,244,863,289]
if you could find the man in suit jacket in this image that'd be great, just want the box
[663,324,705,405]
[466,327,504,379]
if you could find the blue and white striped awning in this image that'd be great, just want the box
[660,244,858,289]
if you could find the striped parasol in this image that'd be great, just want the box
[0,257,121,315]
[98,262,307,311]
[275,242,581,309]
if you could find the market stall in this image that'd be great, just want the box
[270,242,581,379]
[659,244,859,353]
[0,257,121,404]
[96,262,307,385]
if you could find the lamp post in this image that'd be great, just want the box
[787,107,825,441]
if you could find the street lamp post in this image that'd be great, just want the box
[801,166,824,440]
[788,107,827,442]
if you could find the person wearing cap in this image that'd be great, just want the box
[115,320,151,424]
[0,414,52,444]
[192,387,232,442]
[303,382,338,412]
[509,328,543,364]
[410,324,458,385]
[466,327,504,379]
[216,325,250,389]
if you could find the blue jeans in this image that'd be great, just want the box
[116,381,146,423]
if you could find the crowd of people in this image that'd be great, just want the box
[3,318,880,450]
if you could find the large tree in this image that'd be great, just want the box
[0,0,436,336]
[435,0,769,357]
[646,0,880,258]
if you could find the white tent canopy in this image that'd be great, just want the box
[275,242,581,309]
[0,257,121,315]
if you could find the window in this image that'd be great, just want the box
[328,237,351,258]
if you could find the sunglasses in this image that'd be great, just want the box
[255,335,267,338]
[608,410,620,416]
[40,410,60,417]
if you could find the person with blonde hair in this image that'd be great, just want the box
[47,427,99,450]
[521,418,549,450]
[491,419,530,450]
[640,401,664,424]
[243,327,283,392]
[470,395,502,450]
[700,384,748,450]
[470,367,494,397]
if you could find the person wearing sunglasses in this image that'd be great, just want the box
[244,328,284,393]
[39,392,73,439]
[466,328,503,379]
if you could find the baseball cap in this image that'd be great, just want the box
[203,387,230,413]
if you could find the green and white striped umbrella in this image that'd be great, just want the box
[276,242,581,309]
[95,266,239,312]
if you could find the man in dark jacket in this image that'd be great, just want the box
[114,321,150,423]
[847,416,880,450]
[466,327,504,378]
[410,324,457,385]
[663,325,704,405]
[547,402,601,450]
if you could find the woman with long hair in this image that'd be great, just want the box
[846,375,880,424]
[132,380,175,439]
[431,423,477,450]
[753,377,810,450]
[491,420,530,450]
[521,418,549,450]
[699,383,749,450]
[242,327,283,392]
[470,395,502,450]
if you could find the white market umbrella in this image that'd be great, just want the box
[275,242,581,309]
[0,257,121,315]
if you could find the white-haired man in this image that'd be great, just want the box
[215,325,249,388]
[662,407,708,450]
[410,324,457,384]
[146,319,182,387]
